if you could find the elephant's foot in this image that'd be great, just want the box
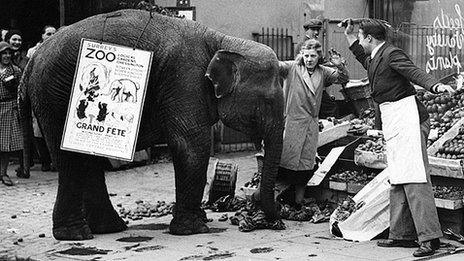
[169,208,210,235]
[85,206,127,234]
[53,223,93,240]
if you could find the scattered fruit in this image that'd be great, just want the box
[118,201,174,221]
[243,172,260,189]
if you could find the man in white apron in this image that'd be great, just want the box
[277,39,348,208]
[343,19,454,257]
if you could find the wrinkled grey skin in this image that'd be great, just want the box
[20,9,284,240]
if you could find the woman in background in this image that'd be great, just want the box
[0,42,23,186]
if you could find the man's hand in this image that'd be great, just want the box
[435,83,455,95]
[341,18,355,36]
[340,18,357,46]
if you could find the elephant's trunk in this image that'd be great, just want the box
[257,122,283,221]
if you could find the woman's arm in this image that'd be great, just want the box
[278,61,294,79]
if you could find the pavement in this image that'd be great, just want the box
[1,151,464,261]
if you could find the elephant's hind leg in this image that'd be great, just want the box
[83,158,127,234]
[52,152,93,240]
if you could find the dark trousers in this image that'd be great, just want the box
[388,120,442,242]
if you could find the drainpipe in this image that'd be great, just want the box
[60,0,65,26]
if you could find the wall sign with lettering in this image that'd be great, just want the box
[61,39,153,161]
[426,3,464,74]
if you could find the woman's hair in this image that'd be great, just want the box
[297,39,323,65]
[42,25,55,35]
[4,29,22,43]
[359,19,387,41]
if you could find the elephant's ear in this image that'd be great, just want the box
[205,50,243,98]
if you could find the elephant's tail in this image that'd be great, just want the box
[19,58,35,176]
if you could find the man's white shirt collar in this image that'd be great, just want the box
[371,41,386,59]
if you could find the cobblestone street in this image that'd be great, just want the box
[0,152,463,261]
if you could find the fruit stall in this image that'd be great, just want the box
[312,75,464,234]
[236,76,464,236]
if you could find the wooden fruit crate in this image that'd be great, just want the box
[427,117,464,179]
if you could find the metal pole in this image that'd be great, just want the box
[60,0,65,26]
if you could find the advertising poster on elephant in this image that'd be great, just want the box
[61,39,153,161]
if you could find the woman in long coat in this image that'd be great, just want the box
[277,39,349,206]
[0,42,23,186]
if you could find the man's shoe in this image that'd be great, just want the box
[413,240,436,257]
[377,239,418,248]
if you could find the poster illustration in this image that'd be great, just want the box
[61,39,153,161]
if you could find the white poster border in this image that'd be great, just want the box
[60,38,153,161]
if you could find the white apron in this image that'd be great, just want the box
[379,95,427,184]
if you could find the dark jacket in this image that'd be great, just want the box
[349,40,438,124]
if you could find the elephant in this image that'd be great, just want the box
[19,9,284,240]
[106,79,140,103]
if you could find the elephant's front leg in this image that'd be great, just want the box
[168,125,211,235]
[82,157,127,234]
[52,151,93,240]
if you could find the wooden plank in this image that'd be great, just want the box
[329,181,347,191]
[429,156,464,179]
[318,121,351,148]
[428,117,464,155]
[347,183,365,194]
[434,198,464,210]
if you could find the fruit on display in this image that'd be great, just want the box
[348,109,375,134]
[434,124,464,159]
[329,169,378,185]
[433,185,464,200]
[356,138,386,153]
[416,87,464,146]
